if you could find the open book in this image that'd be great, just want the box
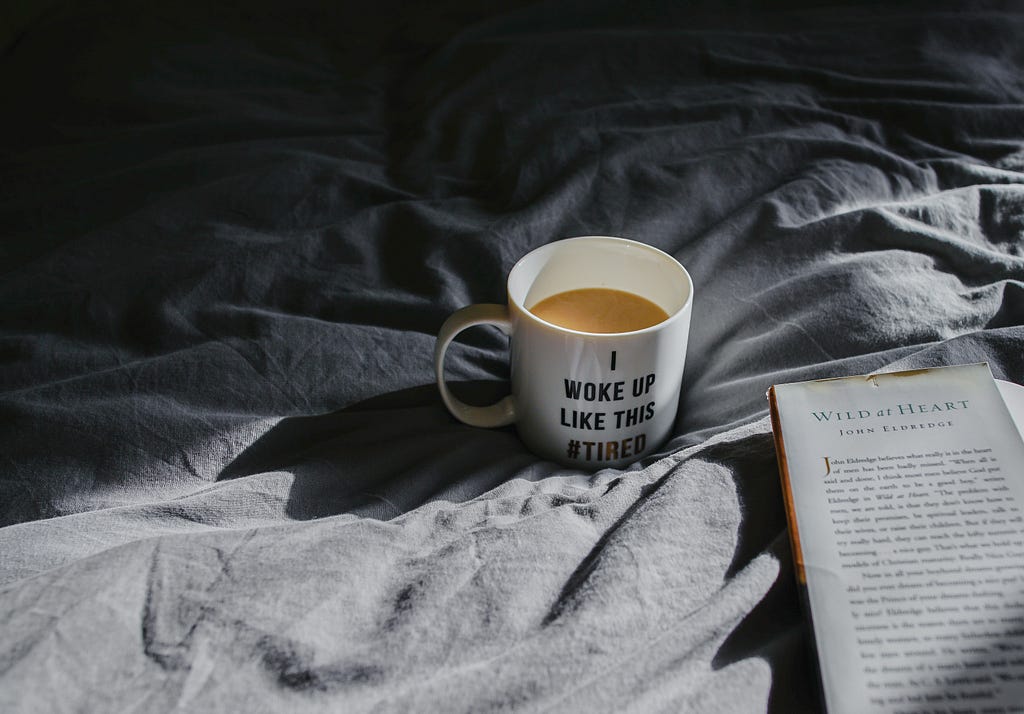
[768,363,1024,714]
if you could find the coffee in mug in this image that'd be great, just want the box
[434,236,693,468]
[529,287,670,334]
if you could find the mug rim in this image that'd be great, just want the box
[506,235,693,338]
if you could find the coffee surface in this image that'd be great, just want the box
[529,287,670,333]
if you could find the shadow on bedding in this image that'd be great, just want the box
[217,381,554,521]
[699,432,821,712]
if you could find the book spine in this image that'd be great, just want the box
[767,385,806,585]
[768,385,829,712]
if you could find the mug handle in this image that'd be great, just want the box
[434,304,517,427]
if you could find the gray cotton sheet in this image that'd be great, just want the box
[2,1,1023,711]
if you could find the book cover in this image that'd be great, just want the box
[769,363,1024,714]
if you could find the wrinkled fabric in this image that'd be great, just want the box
[1,1,1023,711]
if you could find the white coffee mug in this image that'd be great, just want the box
[434,236,693,468]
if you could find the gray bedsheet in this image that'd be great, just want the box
[2,1,1023,711]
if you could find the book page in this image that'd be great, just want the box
[772,364,1024,714]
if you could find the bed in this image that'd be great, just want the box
[2,1,1023,711]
